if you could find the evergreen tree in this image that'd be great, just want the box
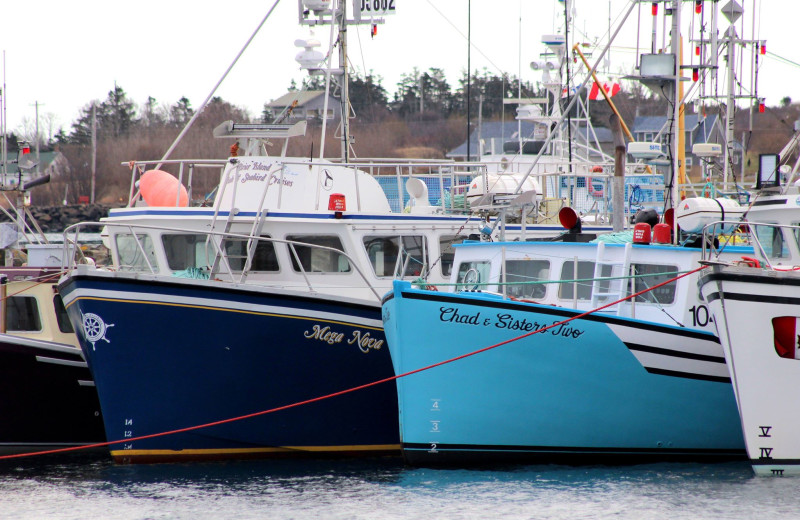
[140,96,166,128]
[349,72,390,122]
[102,85,137,137]
[169,97,194,127]
[68,85,137,144]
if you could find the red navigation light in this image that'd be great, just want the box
[328,193,346,212]
[761,42,766,55]
[21,146,30,155]
[695,1,702,14]
[759,102,766,113]
[692,68,699,82]
[371,24,377,37]
[695,45,700,56]
[652,2,658,16]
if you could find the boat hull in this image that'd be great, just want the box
[701,267,800,476]
[383,281,744,466]
[0,335,105,454]
[58,271,399,463]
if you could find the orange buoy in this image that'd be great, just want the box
[139,170,189,207]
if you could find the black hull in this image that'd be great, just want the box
[0,334,106,454]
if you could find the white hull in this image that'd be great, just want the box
[701,266,800,476]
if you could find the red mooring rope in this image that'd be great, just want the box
[0,265,708,461]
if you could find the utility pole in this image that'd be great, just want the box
[30,101,42,176]
[91,104,96,204]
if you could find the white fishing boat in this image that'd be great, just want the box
[698,146,800,476]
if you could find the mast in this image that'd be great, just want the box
[723,12,736,193]
[338,0,350,162]
[299,1,388,162]
[671,0,681,238]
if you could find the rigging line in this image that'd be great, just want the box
[764,52,800,70]
[351,19,376,123]
[422,0,506,77]
[156,0,282,170]
[0,263,710,462]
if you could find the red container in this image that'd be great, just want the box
[653,223,671,244]
[328,193,346,211]
[633,222,652,244]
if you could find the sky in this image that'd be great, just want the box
[1,0,797,139]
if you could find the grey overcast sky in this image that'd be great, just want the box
[1,0,795,138]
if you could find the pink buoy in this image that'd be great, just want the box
[139,170,189,207]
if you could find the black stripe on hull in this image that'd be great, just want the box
[751,198,788,207]
[624,342,726,364]
[704,290,800,306]
[401,443,745,467]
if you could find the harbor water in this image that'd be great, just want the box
[0,456,797,519]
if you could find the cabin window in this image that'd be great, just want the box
[115,233,157,272]
[223,236,279,272]
[503,259,551,300]
[439,235,468,277]
[626,263,678,304]
[286,235,350,273]
[455,260,492,291]
[363,235,427,278]
[163,234,214,271]
[752,224,790,261]
[558,260,600,300]
[6,296,42,332]
[53,295,74,334]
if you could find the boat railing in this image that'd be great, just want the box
[701,220,788,269]
[61,221,383,301]
[121,157,667,225]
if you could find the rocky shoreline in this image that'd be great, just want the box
[0,204,113,233]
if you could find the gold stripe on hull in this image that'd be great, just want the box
[110,444,401,463]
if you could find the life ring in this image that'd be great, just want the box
[587,177,604,198]
[588,166,605,197]
[741,256,761,268]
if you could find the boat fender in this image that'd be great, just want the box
[139,169,189,207]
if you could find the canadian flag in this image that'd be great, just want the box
[588,81,621,100]
[772,316,800,359]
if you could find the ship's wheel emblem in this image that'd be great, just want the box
[82,312,114,350]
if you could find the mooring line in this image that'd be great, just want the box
[0,265,708,461]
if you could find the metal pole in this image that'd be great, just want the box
[91,104,96,204]
[671,0,682,244]
[0,274,6,333]
[339,0,350,162]
[466,0,471,162]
